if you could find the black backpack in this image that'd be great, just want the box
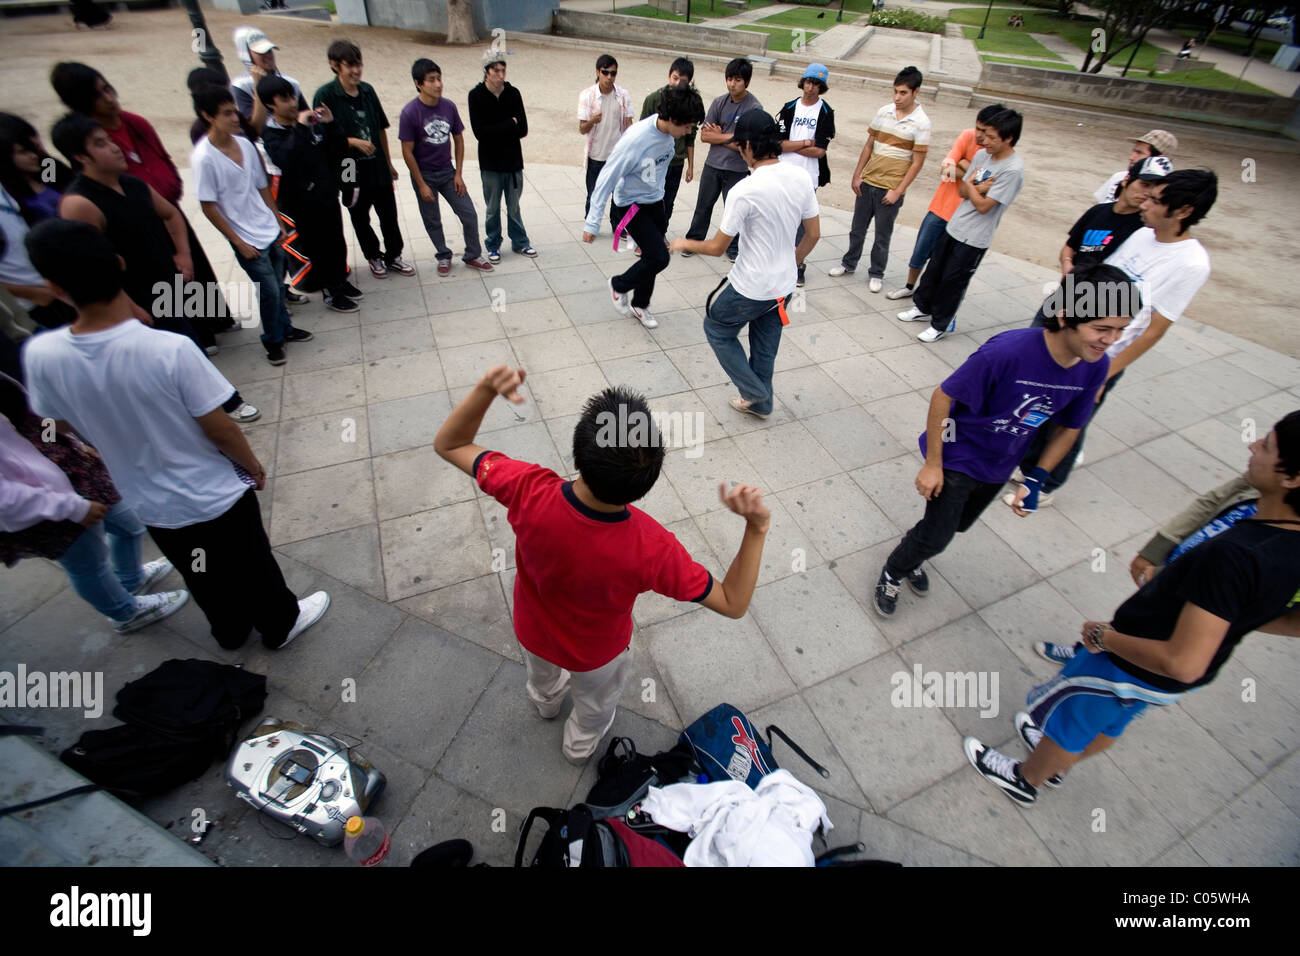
[583,736,701,820]
[59,659,267,799]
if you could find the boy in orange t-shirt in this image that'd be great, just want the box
[887,104,1005,301]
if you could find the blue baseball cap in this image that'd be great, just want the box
[801,63,829,88]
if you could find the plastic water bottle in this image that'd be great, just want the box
[344,815,390,866]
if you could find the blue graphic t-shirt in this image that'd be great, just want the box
[920,328,1110,483]
[398,97,464,172]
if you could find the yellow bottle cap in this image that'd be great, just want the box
[346,816,364,836]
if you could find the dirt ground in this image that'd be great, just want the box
[3,9,1297,357]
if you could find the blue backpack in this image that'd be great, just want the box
[679,703,829,789]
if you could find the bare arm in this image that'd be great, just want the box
[915,386,954,499]
[200,200,257,260]
[889,148,927,201]
[58,193,107,231]
[794,215,820,266]
[698,484,771,619]
[670,228,733,259]
[196,407,265,487]
[1257,609,1300,638]
[957,173,998,214]
[1083,602,1228,685]
[149,185,191,279]
[434,366,528,476]
[379,125,398,178]
[1059,241,1076,275]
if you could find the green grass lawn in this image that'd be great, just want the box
[960,24,1062,58]
[1179,29,1282,60]
[735,24,822,52]
[618,4,703,23]
[1147,69,1275,96]
[758,8,857,29]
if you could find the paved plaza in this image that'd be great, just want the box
[3,158,1299,867]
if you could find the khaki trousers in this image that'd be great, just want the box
[523,645,630,763]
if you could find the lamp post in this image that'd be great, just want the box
[837,0,844,23]
[977,0,994,40]
[181,0,227,81]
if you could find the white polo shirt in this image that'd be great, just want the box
[719,161,820,301]
[192,135,280,249]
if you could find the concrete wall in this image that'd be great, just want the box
[554,9,769,56]
[204,0,261,13]
[978,62,1296,135]
[341,0,555,35]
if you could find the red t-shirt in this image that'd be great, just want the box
[475,451,713,671]
[107,112,183,205]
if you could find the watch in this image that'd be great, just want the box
[1088,624,1107,651]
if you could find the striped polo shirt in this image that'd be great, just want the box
[862,102,931,190]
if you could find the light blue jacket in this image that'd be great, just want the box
[583,116,675,236]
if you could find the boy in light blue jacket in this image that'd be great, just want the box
[582,85,704,330]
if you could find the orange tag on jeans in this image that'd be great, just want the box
[777,297,790,326]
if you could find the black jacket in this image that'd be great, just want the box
[260,119,344,214]
[775,98,835,188]
[467,82,527,173]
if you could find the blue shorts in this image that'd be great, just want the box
[1027,650,1183,754]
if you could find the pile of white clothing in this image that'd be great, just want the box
[641,769,832,867]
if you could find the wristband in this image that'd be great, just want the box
[1020,466,1051,512]
[1089,624,1107,651]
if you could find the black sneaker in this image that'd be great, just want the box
[324,294,359,314]
[796,263,806,288]
[906,566,929,596]
[1014,712,1064,788]
[284,285,309,305]
[873,569,901,617]
[339,280,364,299]
[284,327,314,343]
[964,737,1037,806]
[266,345,287,366]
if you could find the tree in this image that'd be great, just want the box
[1079,0,1186,73]
[447,0,477,44]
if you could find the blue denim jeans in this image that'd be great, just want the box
[704,283,786,416]
[481,170,531,253]
[908,210,950,271]
[234,240,293,348]
[56,498,145,622]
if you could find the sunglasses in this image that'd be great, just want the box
[600,69,617,77]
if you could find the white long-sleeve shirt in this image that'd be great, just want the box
[0,414,90,532]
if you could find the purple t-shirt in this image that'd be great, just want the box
[919,328,1109,483]
[398,97,464,171]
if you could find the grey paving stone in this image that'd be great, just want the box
[525,362,610,418]
[373,444,476,521]
[887,768,1059,866]
[928,521,1040,612]
[876,343,956,391]
[438,339,520,390]
[211,341,286,384]
[863,391,929,448]
[1105,703,1256,838]
[576,317,660,361]
[1050,467,1156,550]
[822,353,914,403]
[358,285,429,325]
[977,580,1094,677]
[1178,417,1251,469]
[802,406,907,472]
[436,660,586,813]
[0,558,68,632]
[476,420,566,478]
[559,288,628,327]
[269,459,376,546]
[778,474,897,560]
[981,495,1103,578]
[769,364,857,420]
[342,616,502,773]
[278,524,388,601]
[661,436,759,516]
[284,326,365,373]
[397,573,520,663]
[750,567,889,689]
[746,693,872,809]
[696,495,823,589]
[543,262,612,299]
[1135,432,1241,495]
[1088,448,1201,525]
[1179,657,1300,778]
[280,364,366,420]
[693,382,796,437]
[857,812,994,866]
[1094,392,1172,446]
[614,635,684,729]
[599,352,690,398]
[424,277,493,315]
[490,269,557,306]
[1047,550,1143,620]
[833,312,921,353]
[358,318,435,365]
[429,305,507,348]
[1186,782,1300,866]
[1221,345,1300,390]
[646,609,796,719]
[1160,358,1277,414]
[509,327,595,374]
[1146,839,1209,866]
[832,541,974,647]
[275,406,369,475]
[1235,636,1300,713]
[391,773,522,868]
[477,494,517,573]
[1260,750,1300,818]
[782,320,866,364]
[366,391,452,458]
[733,421,841,492]
[379,499,491,602]
[362,352,447,404]
[664,342,732,390]
[804,652,968,812]
[648,308,708,349]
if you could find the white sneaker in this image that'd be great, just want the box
[609,278,631,317]
[1010,467,1026,484]
[112,590,188,634]
[917,320,956,343]
[228,402,261,424]
[897,306,930,322]
[278,591,330,649]
[868,277,883,293]
[886,286,914,300]
[828,265,853,278]
[630,305,658,329]
[132,557,174,595]
[204,344,220,356]
[1002,490,1054,509]
[729,397,768,418]
[1075,450,1085,467]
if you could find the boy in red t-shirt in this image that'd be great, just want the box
[435,366,771,764]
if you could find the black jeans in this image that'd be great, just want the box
[663,162,685,222]
[286,196,349,294]
[686,164,745,258]
[885,469,1004,578]
[348,159,404,263]
[610,201,670,308]
[584,158,618,234]
[147,490,299,649]
[912,230,986,332]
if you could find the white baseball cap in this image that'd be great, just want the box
[233,26,278,62]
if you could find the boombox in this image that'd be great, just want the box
[225,718,386,846]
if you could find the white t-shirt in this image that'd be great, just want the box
[23,320,251,528]
[1103,227,1210,358]
[778,98,822,189]
[1094,170,1125,204]
[578,84,634,163]
[192,136,280,249]
[719,162,820,301]
[0,187,43,307]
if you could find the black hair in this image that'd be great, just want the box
[975,102,1004,124]
[0,113,74,221]
[572,386,664,506]
[186,67,226,94]
[669,57,694,80]
[412,57,440,87]
[799,76,828,95]
[50,61,107,116]
[596,54,618,73]
[734,121,782,161]
[1275,410,1300,512]
[257,74,295,109]
[25,219,123,306]
[1151,168,1217,234]
[1041,263,1140,330]
[327,39,362,66]
[50,113,102,171]
[725,57,753,85]
[985,107,1022,147]
[194,84,235,121]
[657,85,705,127]
[894,65,923,91]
